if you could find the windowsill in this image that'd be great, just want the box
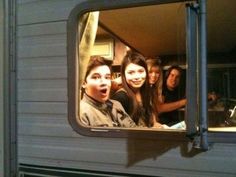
[209,127,236,132]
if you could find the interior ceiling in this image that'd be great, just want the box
[97,0,236,58]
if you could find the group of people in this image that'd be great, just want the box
[79,51,214,129]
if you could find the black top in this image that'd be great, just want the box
[159,85,185,126]
[112,89,133,116]
[112,89,147,127]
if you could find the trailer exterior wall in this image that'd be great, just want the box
[17,0,236,177]
[0,0,4,176]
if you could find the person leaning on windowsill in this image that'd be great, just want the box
[80,55,137,128]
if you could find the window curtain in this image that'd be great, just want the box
[78,11,99,96]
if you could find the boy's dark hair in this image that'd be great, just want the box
[165,65,182,79]
[84,55,111,81]
[81,56,111,98]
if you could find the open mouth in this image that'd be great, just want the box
[100,88,108,94]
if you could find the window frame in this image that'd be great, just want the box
[67,0,236,144]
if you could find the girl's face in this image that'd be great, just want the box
[83,65,111,103]
[125,63,146,89]
[148,66,161,85]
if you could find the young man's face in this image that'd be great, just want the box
[166,69,180,91]
[125,63,146,89]
[83,65,111,103]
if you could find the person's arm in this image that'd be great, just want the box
[152,118,169,129]
[152,114,163,128]
[157,98,186,114]
[151,112,170,128]
[113,100,137,128]
[80,113,90,126]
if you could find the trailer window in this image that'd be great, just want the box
[207,0,236,132]
[67,0,236,137]
[67,1,191,136]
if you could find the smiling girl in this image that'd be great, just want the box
[112,52,163,128]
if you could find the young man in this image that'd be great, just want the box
[80,55,137,128]
[159,65,186,126]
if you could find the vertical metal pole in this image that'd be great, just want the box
[0,0,4,176]
[198,0,208,150]
[4,0,18,176]
[186,3,198,138]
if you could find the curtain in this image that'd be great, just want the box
[77,11,99,99]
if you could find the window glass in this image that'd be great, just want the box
[76,2,189,131]
[207,0,236,132]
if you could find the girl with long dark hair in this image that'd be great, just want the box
[112,51,162,127]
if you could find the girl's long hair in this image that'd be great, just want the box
[121,51,152,126]
[146,58,163,107]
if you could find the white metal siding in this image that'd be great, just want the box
[0,0,4,176]
[16,0,236,177]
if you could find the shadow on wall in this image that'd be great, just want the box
[126,136,202,167]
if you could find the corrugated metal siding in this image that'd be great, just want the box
[16,0,236,177]
[0,0,4,175]
[17,0,84,170]
[17,0,80,25]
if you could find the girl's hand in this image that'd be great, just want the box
[153,122,164,129]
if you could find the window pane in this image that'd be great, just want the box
[207,0,236,132]
[78,2,188,130]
